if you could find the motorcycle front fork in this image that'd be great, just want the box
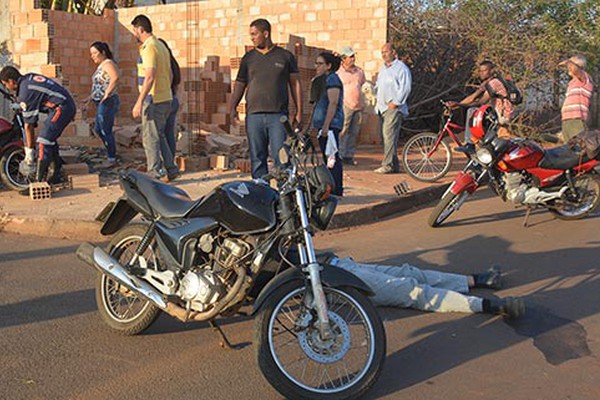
[294,188,332,340]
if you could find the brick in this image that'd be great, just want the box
[29,182,51,200]
[69,174,100,189]
[210,155,229,170]
[235,159,251,173]
[62,163,89,176]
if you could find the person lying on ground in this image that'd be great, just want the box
[315,252,525,319]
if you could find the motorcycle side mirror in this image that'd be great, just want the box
[278,146,289,165]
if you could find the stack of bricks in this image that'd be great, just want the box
[183,56,231,133]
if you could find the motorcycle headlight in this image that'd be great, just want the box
[476,147,493,165]
[311,196,338,230]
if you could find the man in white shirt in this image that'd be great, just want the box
[374,43,412,174]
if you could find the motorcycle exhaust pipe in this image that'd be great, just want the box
[76,242,168,310]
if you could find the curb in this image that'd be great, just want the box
[0,184,447,241]
[328,183,448,230]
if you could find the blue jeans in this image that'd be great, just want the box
[94,95,120,160]
[165,95,179,156]
[246,112,288,179]
[318,129,344,196]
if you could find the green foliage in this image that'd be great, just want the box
[389,0,599,135]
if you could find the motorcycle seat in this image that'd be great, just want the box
[125,171,196,218]
[539,145,590,170]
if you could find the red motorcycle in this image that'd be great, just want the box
[429,105,600,227]
[0,85,29,191]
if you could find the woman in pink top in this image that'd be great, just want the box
[559,55,593,142]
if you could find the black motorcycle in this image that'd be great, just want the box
[76,117,386,400]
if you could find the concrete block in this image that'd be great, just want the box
[29,182,51,200]
[210,155,228,170]
[69,174,100,189]
[62,162,89,176]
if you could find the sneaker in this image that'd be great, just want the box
[473,265,502,290]
[374,166,394,174]
[485,297,525,319]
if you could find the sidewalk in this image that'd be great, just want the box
[0,146,464,242]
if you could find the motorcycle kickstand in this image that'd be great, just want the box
[209,319,235,350]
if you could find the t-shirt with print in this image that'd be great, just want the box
[137,36,172,104]
[236,46,299,114]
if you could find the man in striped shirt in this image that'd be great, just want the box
[559,55,593,142]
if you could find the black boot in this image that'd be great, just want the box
[473,265,502,289]
[483,297,525,319]
[35,159,52,183]
[48,155,65,185]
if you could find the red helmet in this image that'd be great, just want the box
[469,105,498,141]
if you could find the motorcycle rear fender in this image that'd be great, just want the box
[450,171,478,195]
[251,264,375,316]
[98,198,139,236]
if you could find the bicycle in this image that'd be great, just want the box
[401,101,467,182]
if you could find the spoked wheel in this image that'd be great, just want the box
[428,189,470,227]
[255,280,386,400]
[0,146,30,191]
[550,174,600,220]
[95,224,160,335]
[402,132,453,182]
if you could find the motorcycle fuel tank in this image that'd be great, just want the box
[188,180,278,234]
[501,140,545,171]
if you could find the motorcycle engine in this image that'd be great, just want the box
[504,172,528,204]
[503,172,566,205]
[177,237,252,312]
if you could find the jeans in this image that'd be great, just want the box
[339,106,362,160]
[379,108,403,171]
[94,95,120,160]
[318,129,344,196]
[245,112,288,179]
[165,95,179,156]
[142,100,178,178]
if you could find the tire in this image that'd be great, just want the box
[402,132,453,182]
[0,146,30,191]
[428,189,470,227]
[95,224,161,335]
[255,280,386,400]
[550,174,600,220]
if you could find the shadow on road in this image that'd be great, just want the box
[360,234,600,398]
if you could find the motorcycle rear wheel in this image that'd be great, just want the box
[255,280,386,400]
[428,189,470,227]
[550,174,600,220]
[95,224,161,335]
[402,132,453,182]
[0,146,29,191]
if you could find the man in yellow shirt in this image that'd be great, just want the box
[131,14,179,181]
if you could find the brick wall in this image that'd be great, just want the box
[8,0,388,144]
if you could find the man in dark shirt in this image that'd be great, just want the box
[0,66,76,184]
[229,18,302,179]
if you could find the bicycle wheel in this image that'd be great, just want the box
[402,132,453,182]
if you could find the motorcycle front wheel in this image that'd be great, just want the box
[550,174,600,220]
[0,146,29,191]
[428,190,470,227]
[95,224,161,335]
[255,280,386,400]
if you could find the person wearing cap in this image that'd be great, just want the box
[559,55,593,142]
[336,46,366,166]
[374,43,412,174]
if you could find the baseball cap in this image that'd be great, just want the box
[559,55,587,70]
[339,46,355,58]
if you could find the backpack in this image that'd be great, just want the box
[486,74,523,105]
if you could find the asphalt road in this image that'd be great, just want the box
[1,191,599,400]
